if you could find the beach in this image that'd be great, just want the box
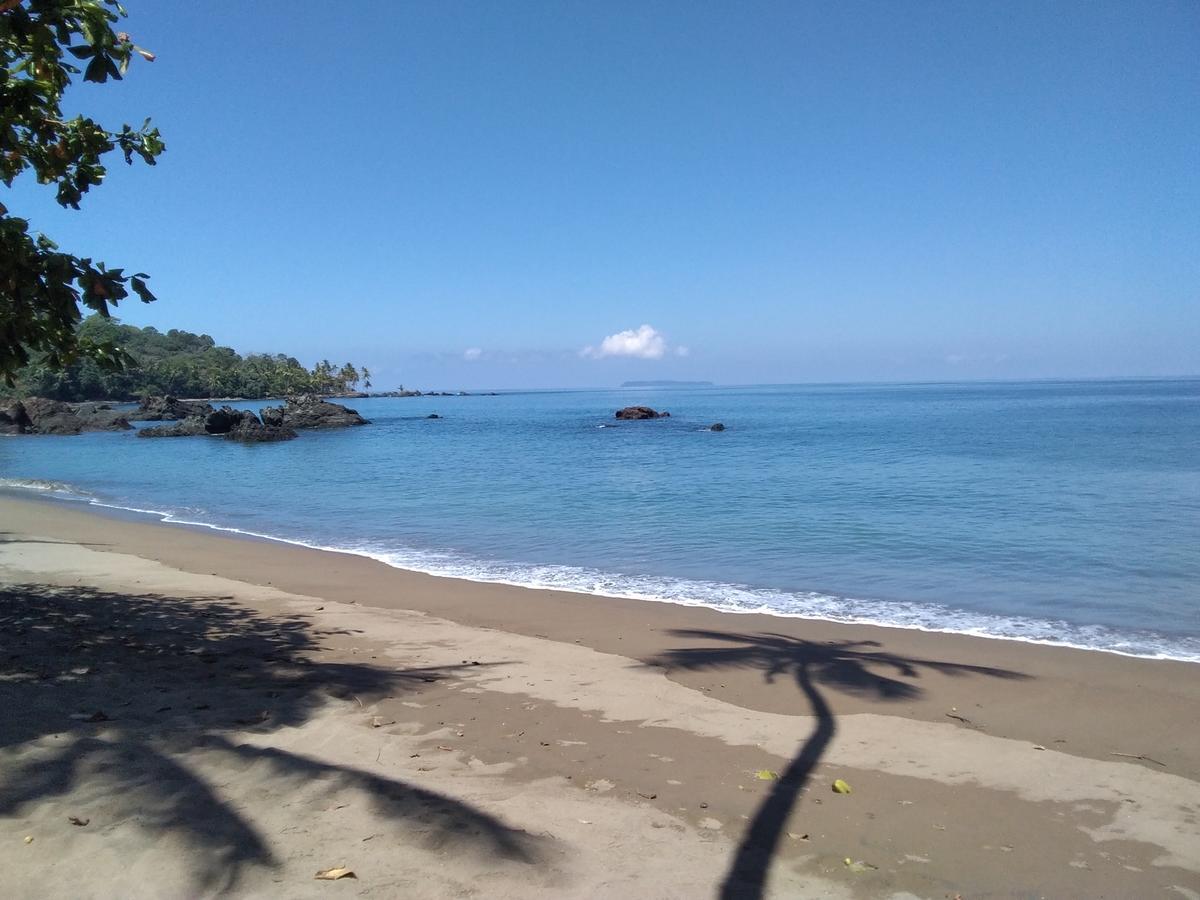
[2,492,1198,898]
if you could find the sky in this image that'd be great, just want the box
[8,1,1199,389]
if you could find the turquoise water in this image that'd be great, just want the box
[3,380,1198,660]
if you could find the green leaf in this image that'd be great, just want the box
[130,276,156,303]
[83,55,108,83]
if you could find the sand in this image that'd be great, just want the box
[1,493,1198,899]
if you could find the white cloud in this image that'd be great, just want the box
[675,345,690,357]
[582,324,673,360]
[463,347,483,361]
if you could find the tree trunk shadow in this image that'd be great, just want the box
[720,665,833,899]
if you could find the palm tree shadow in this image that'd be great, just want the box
[0,582,544,893]
[645,629,1030,899]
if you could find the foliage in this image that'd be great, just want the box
[1,0,163,383]
[3,314,365,401]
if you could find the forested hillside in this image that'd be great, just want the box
[3,315,369,402]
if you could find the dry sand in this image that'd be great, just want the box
[1,493,1198,898]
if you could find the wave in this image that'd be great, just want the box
[0,478,96,499]
[4,478,1199,664]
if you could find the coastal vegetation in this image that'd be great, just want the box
[1,0,164,381]
[1,315,368,401]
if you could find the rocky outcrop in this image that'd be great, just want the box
[202,406,254,434]
[615,406,670,420]
[225,419,298,443]
[710,423,725,432]
[2,399,130,434]
[260,395,368,429]
[137,406,296,442]
[71,402,133,432]
[20,398,84,435]
[137,406,260,438]
[130,396,215,422]
[1,402,32,434]
[136,418,210,438]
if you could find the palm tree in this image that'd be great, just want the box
[646,630,1028,899]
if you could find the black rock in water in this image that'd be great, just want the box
[225,420,297,442]
[260,395,369,429]
[136,418,210,438]
[202,406,256,434]
[615,406,670,420]
[710,423,726,432]
[71,402,133,432]
[130,396,215,422]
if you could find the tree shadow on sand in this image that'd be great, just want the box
[0,583,544,893]
[645,629,1030,899]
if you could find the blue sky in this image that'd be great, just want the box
[9,1,1199,389]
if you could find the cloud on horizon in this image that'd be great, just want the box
[463,347,483,361]
[582,324,682,360]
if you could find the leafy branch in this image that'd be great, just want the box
[1,0,162,382]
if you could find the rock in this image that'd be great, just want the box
[20,398,83,435]
[130,396,215,421]
[615,406,670,420]
[71,402,133,432]
[225,420,297,443]
[202,406,255,434]
[427,413,440,419]
[710,423,725,432]
[136,406,258,438]
[136,418,210,438]
[260,395,369,429]
[1,402,32,434]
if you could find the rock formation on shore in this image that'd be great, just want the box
[615,406,671,420]
[0,399,132,435]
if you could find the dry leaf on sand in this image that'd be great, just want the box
[314,866,356,880]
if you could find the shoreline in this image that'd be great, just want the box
[3,492,1199,897]
[4,481,1196,665]
[4,490,1199,765]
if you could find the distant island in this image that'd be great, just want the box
[620,380,713,388]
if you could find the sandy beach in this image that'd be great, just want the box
[1,492,1198,898]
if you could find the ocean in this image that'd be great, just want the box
[2,380,1198,661]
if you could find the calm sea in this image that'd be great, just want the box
[3,380,1198,661]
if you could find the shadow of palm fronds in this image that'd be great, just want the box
[0,582,540,891]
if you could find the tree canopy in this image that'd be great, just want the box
[2,314,367,401]
[1,0,163,383]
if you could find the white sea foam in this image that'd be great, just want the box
[0,478,94,499]
[4,478,1199,664]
